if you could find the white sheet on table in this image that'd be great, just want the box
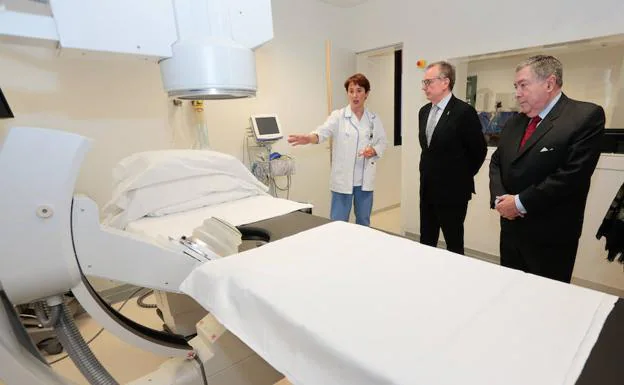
[125,195,312,239]
[180,221,617,385]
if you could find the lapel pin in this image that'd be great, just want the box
[447,111,450,116]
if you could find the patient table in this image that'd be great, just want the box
[203,211,624,385]
[123,196,313,337]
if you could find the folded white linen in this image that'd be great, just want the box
[102,149,271,228]
[111,149,267,194]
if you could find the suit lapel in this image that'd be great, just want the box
[514,94,567,161]
[429,95,455,147]
[511,115,530,155]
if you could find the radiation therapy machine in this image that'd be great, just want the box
[0,0,285,383]
[0,0,274,100]
[1,126,624,385]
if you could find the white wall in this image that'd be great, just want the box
[341,0,624,292]
[356,50,402,211]
[0,44,174,207]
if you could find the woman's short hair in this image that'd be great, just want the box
[344,73,370,93]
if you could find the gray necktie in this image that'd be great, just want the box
[426,105,439,145]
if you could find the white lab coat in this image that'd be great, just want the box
[313,105,387,194]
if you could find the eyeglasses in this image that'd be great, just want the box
[422,77,444,87]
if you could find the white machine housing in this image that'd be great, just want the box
[0,127,87,305]
[0,0,274,99]
[0,127,198,356]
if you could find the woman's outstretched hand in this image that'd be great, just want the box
[288,134,315,146]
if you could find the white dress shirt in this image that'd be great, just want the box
[426,92,453,144]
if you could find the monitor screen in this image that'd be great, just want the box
[256,117,280,135]
[0,88,14,119]
[250,114,283,141]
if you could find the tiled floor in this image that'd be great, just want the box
[40,291,171,384]
[38,208,401,385]
[371,206,402,234]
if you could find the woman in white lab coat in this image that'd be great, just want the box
[288,73,387,226]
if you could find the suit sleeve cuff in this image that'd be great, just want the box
[515,195,527,214]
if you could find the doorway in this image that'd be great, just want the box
[355,44,403,213]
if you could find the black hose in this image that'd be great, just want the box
[194,354,209,385]
[136,290,157,309]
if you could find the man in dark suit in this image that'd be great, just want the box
[419,61,487,255]
[489,55,605,283]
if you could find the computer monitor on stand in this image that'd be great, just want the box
[250,114,283,142]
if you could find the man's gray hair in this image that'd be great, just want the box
[516,55,563,87]
[426,61,456,90]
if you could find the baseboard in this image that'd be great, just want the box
[371,203,400,215]
[404,231,624,297]
[572,278,624,298]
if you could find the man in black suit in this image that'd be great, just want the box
[490,55,605,283]
[419,61,487,255]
